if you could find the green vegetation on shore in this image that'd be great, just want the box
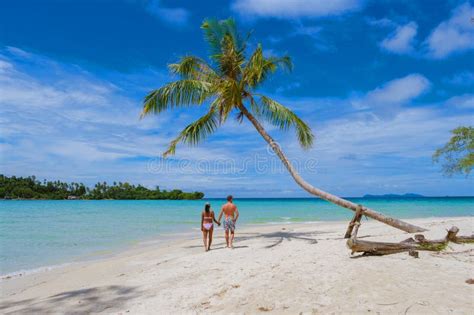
[0,175,204,200]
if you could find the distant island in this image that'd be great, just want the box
[363,193,425,198]
[0,175,204,200]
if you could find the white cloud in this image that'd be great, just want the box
[293,24,322,37]
[291,23,334,51]
[444,71,474,86]
[363,74,430,105]
[0,54,121,111]
[380,22,418,54]
[263,22,333,52]
[231,0,362,18]
[276,82,301,93]
[50,141,132,161]
[6,46,32,58]
[445,94,474,109]
[366,17,397,28]
[0,59,13,73]
[425,2,474,59]
[313,108,469,160]
[351,74,430,116]
[146,0,189,26]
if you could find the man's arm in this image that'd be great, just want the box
[234,206,239,223]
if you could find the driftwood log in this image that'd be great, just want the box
[347,225,474,256]
[344,205,364,239]
[445,226,474,244]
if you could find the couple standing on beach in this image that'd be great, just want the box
[201,195,239,251]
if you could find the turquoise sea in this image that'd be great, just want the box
[1,197,473,275]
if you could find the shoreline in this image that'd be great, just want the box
[1,215,472,279]
[3,196,474,200]
[0,228,198,279]
[1,216,473,313]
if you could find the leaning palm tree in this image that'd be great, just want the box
[141,18,425,233]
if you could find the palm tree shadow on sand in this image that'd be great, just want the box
[186,230,325,250]
[237,230,322,248]
[0,285,143,314]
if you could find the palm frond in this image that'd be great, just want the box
[217,79,241,123]
[201,18,245,60]
[168,56,218,82]
[163,106,220,157]
[236,111,244,123]
[217,33,245,79]
[267,55,293,72]
[201,19,225,58]
[243,45,293,88]
[256,95,314,149]
[141,80,213,117]
[201,18,246,79]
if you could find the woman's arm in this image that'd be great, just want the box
[217,208,224,223]
[200,211,204,231]
[212,211,220,225]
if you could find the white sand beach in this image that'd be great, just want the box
[1,217,473,314]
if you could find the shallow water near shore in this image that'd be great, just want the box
[1,197,473,274]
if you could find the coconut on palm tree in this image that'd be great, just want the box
[141,18,425,233]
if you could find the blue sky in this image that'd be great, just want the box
[0,0,473,197]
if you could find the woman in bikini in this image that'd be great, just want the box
[201,202,220,251]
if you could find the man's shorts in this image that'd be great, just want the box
[223,218,235,232]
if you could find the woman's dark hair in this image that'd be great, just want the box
[205,203,211,212]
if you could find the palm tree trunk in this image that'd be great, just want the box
[238,104,427,233]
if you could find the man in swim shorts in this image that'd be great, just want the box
[217,195,239,248]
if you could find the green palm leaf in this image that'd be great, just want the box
[141,80,213,117]
[201,18,245,61]
[243,45,293,88]
[218,80,242,123]
[163,105,220,157]
[257,95,314,149]
[168,56,218,82]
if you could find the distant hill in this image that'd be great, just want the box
[363,193,425,198]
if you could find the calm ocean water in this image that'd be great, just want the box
[1,197,473,275]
